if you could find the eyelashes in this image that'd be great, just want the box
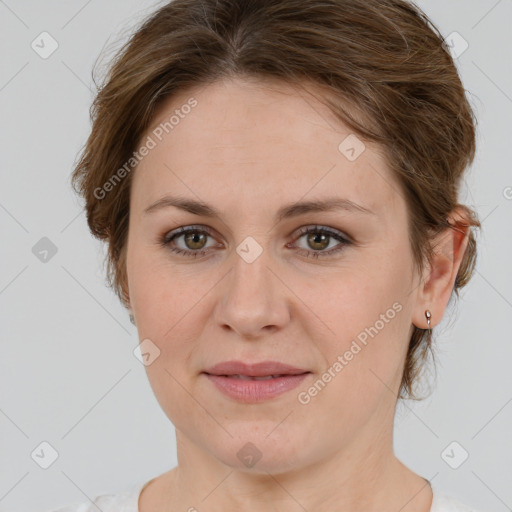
[160,224,353,260]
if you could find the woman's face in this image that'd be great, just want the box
[126,76,422,473]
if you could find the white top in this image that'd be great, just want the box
[47,480,482,512]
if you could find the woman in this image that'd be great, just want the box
[54,0,482,510]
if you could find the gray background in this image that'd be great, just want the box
[1,1,511,511]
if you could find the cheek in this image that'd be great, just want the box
[297,281,409,435]
[128,243,183,326]
[127,245,227,378]
[128,256,203,425]
[305,256,411,392]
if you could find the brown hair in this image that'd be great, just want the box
[70,0,481,400]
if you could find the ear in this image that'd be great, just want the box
[412,207,470,329]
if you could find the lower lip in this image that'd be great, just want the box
[204,373,310,403]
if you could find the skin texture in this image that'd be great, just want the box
[124,76,469,512]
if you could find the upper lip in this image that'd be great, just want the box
[203,360,310,377]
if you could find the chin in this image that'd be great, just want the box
[206,427,315,476]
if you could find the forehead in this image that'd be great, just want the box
[131,77,404,221]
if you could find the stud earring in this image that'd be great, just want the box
[129,312,136,325]
[425,309,431,330]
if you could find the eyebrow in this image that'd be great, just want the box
[143,195,376,221]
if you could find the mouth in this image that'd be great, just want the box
[202,364,312,402]
[201,360,312,402]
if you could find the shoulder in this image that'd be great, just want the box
[430,488,482,512]
[45,480,149,512]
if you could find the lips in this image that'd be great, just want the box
[203,360,310,378]
[202,360,311,402]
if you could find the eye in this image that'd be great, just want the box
[289,225,352,259]
[160,225,218,258]
[160,225,352,259]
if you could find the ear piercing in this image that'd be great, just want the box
[425,309,431,329]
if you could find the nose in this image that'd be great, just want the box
[213,248,290,340]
